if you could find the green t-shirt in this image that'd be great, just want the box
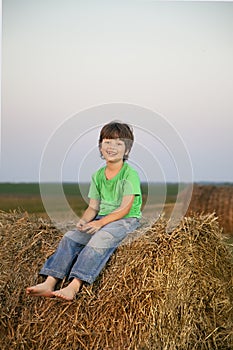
[88,162,142,218]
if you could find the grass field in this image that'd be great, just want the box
[0,182,184,216]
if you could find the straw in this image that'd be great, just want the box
[0,210,232,349]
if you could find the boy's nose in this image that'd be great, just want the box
[108,146,116,152]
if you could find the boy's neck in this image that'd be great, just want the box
[105,159,124,173]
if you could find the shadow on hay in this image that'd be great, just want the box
[0,210,233,350]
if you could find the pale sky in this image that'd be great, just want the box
[1,0,233,183]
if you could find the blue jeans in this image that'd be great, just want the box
[40,217,140,284]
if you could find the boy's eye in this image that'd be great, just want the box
[102,140,124,146]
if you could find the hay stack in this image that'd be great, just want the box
[184,184,233,235]
[0,210,233,350]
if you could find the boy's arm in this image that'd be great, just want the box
[98,195,135,226]
[83,195,135,234]
[76,199,100,230]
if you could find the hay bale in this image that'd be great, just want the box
[183,184,233,235]
[0,210,233,350]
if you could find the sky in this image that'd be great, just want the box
[1,0,233,183]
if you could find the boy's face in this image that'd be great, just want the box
[100,138,127,163]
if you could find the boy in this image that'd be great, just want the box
[26,121,142,301]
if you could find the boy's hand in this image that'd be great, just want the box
[76,219,87,231]
[81,220,102,234]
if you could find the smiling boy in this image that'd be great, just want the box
[26,121,142,301]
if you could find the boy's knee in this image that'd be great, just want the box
[87,230,120,250]
[64,229,77,237]
[64,230,91,245]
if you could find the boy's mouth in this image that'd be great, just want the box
[106,151,117,156]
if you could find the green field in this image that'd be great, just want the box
[0,182,184,216]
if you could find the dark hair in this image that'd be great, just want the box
[98,121,134,160]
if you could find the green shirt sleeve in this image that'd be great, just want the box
[88,174,100,200]
[123,169,141,196]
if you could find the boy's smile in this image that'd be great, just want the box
[101,138,127,162]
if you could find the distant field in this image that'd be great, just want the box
[186,183,233,237]
[0,182,185,216]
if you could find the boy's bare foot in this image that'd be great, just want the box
[52,278,82,301]
[26,276,58,297]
